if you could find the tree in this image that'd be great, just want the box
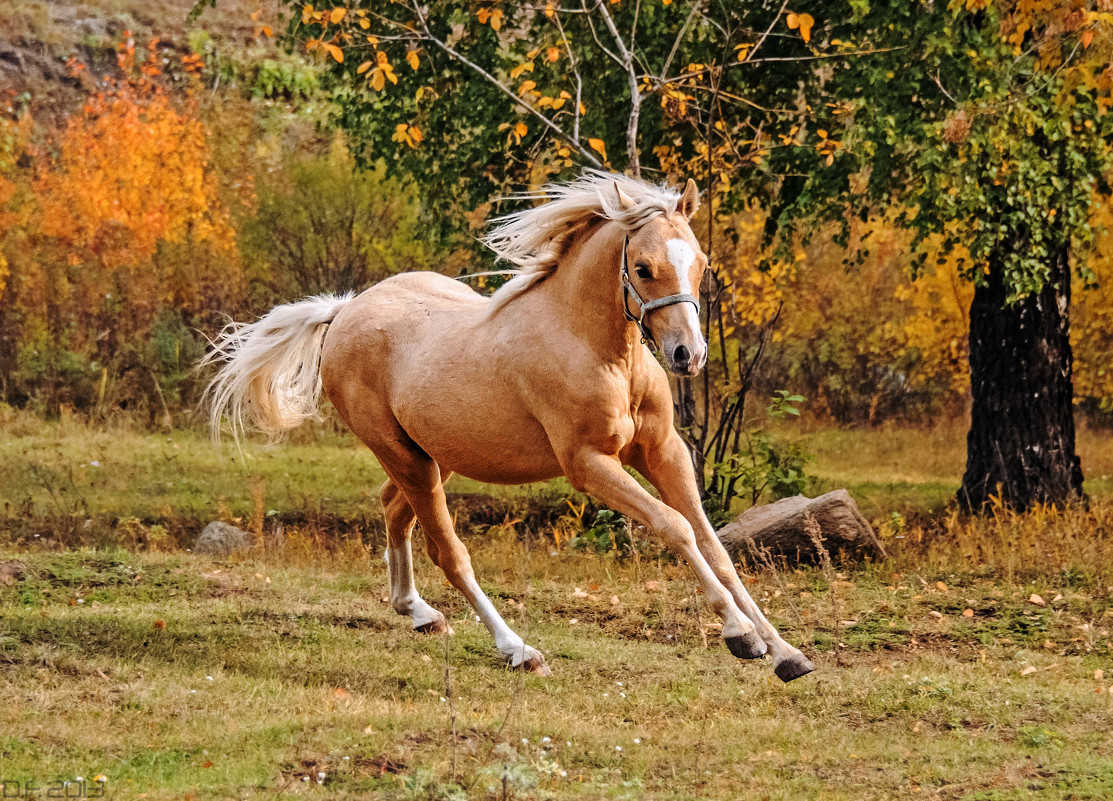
[237,0,1113,511]
[762,2,1113,509]
[4,35,241,412]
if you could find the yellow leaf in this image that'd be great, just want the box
[302,4,315,25]
[371,69,386,91]
[366,35,379,45]
[356,60,372,75]
[261,25,273,37]
[359,18,370,29]
[410,126,423,144]
[787,12,799,29]
[798,13,814,43]
[329,7,346,24]
[406,50,420,70]
[546,47,560,63]
[544,2,555,16]
[588,137,607,160]
[490,8,503,30]
[326,43,344,63]
[518,79,537,96]
[1082,30,1094,50]
[514,122,528,138]
[510,61,534,80]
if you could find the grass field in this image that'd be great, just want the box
[3,416,1113,799]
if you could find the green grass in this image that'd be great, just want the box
[0,418,529,525]
[4,417,1113,798]
[1,547,1112,800]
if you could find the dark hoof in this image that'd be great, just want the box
[724,632,768,660]
[414,617,453,635]
[773,655,815,683]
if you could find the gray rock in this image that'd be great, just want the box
[716,489,885,562]
[0,559,27,585]
[194,521,254,556]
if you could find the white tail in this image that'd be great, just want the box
[201,293,354,446]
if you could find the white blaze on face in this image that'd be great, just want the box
[666,238,701,339]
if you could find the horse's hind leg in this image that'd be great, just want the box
[382,478,451,634]
[363,421,550,675]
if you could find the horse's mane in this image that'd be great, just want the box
[484,170,682,311]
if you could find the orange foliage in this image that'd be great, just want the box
[32,36,239,332]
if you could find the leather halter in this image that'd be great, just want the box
[620,234,700,352]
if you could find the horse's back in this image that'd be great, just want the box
[320,271,564,483]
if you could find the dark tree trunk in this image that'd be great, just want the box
[959,244,1085,510]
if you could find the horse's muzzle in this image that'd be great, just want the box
[666,340,707,376]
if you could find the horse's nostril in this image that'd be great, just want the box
[673,344,690,366]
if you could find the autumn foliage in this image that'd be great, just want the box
[0,36,242,414]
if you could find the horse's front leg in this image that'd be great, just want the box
[631,432,815,682]
[567,448,767,660]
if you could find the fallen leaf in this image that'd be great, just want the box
[935,581,948,592]
[929,610,943,620]
[1029,594,1046,607]
[645,580,663,593]
[1020,666,1037,676]
[572,587,589,598]
[1095,669,1104,680]
[154,619,166,629]
[962,608,974,618]
[333,687,350,699]
[610,595,620,606]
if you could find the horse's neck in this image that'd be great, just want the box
[545,221,641,365]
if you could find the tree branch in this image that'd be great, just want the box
[592,0,642,174]
[408,0,604,169]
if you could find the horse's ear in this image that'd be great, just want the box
[612,180,634,211]
[678,178,700,219]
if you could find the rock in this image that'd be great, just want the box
[715,489,885,562]
[0,559,27,585]
[194,521,254,556]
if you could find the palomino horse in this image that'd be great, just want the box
[203,171,814,682]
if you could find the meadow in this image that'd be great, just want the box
[3,415,1113,800]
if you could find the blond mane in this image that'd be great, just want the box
[484,170,682,310]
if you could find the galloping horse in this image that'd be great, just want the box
[202,171,814,682]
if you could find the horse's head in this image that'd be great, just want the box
[618,179,708,377]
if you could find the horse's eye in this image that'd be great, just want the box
[635,264,652,280]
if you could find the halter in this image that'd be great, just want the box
[620,234,700,352]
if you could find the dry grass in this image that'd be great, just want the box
[3,416,1113,798]
[1,538,1111,800]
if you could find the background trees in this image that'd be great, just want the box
[274,0,1113,511]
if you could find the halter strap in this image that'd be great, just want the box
[620,234,700,352]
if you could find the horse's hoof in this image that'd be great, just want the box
[414,619,453,635]
[506,645,550,676]
[724,632,768,660]
[413,612,453,635]
[773,654,815,683]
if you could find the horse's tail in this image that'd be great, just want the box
[200,293,354,447]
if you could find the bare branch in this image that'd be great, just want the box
[592,0,643,174]
[659,1,701,83]
[552,12,584,143]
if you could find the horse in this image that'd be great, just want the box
[202,170,814,682]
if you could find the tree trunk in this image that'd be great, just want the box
[959,244,1084,510]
